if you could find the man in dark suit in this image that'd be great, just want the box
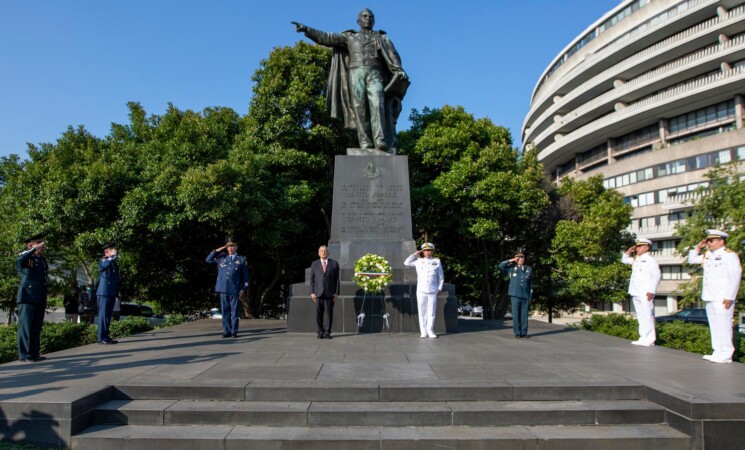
[97,242,120,344]
[16,234,48,362]
[310,245,340,339]
[206,238,249,338]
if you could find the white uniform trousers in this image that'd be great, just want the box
[705,301,735,361]
[417,292,437,337]
[632,296,656,345]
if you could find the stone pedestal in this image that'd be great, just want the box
[288,154,458,334]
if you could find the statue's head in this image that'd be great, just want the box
[357,8,375,30]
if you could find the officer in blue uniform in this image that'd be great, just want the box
[16,234,48,362]
[206,238,249,338]
[97,242,120,344]
[498,252,533,338]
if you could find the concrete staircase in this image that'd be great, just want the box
[71,381,689,449]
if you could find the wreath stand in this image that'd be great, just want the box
[356,289,390,335]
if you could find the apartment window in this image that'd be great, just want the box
[659,240,678,252]
[629,191,655,207]
[614,124,659,151]
[638,217,657,229]
[686,155,708,171]
[661,266,690,280]
[715,149,731,164]
[657,159,686,177]
[738,146,745,160]
[668,100,735,134]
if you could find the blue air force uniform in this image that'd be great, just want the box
[16,242,48,361]
[97,244,120,344]
[498,254,533,337]
[206,246,249,337]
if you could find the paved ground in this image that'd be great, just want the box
[1,317,744,450]
[0,317,742,405]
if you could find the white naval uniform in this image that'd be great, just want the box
[404,254,444,337]
[688,247,742,362]
[621,252,661,346]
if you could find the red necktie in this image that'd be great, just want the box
[322,260,327,273]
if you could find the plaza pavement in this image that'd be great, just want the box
[0,317,743,448]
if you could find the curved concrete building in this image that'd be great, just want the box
[524,0,745,314]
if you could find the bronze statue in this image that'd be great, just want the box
[293,8,409,153]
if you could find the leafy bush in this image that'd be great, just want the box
[656,321,711,354]
[580,313,639,340]
[0,324,19,364]
[579,313,744,363]
[40,321,97,354]
[109,316,153,339]
[735,330,745,364]
[162,314,187,327]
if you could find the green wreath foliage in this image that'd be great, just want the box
[353,253,392,293]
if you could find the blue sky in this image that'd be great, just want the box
[0,0,619,158]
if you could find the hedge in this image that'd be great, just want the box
[0,314,187,364]
[577,313,744,363]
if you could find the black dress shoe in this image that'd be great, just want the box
[222,333,231,338]
[232,334,238,338]
[317,335,324,339]
[31,356,46,361]
[98,339,118,345]
[522,335,530,338]
[515,335,521,338]
[324,335,332,340]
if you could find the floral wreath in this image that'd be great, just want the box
[353,253,392,293]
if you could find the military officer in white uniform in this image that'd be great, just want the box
[404,242,444,338]
[622,237,661,347]
[688,229,741,363]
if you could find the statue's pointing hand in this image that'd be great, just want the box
[291,22,307,32]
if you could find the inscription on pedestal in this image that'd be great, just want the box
[331,156,412,240]
[339,183,405,235]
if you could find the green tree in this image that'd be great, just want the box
[400,106,551,318]
[676,162,745,308]
[548,176,634,311]
[0,155,25,322]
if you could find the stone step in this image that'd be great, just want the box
[93,399,666,427]
[71,424,690,450]
[112,381,646,402]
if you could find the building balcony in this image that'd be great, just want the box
[526,0,729,135]
[649,249,685,265]
[661,191,702,211]
[630,224,679,239]
[537,65,745,170]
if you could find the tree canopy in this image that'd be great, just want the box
[0,42,638,320]
[676,163,745,308]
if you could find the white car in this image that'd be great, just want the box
[209,308,222,319]
[472,306,483,317]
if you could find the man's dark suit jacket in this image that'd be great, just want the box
[310,258,340,299]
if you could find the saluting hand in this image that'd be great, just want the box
[695,239,708,252]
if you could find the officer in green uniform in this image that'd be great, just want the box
[16,234,48,362]
[498,252,533,338]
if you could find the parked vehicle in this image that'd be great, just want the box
[458,304,472,316]
[655,308,708,326]
[472,305,483,317]
[209,308,223,319]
